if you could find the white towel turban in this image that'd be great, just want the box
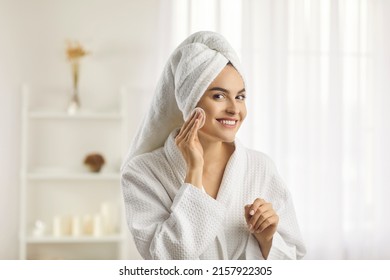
[122,31,244,169]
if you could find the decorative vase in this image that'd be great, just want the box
[67,60,81,114]
[66,41,89,114]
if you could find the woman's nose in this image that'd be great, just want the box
[226,100,239,115]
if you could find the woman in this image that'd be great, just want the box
[121,31,306,259]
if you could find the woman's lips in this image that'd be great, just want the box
[216,118,238,128]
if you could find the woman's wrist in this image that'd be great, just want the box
[255,235,273,259]
[185,167,203,189]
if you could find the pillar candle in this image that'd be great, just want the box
[53,215,62,237]
[71,215,82,237]
[93,214,103,237]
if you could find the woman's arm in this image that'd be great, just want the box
[121,158,226,260]
[245,199,279,259]
[175,109,204,188]
[244,159,306,260]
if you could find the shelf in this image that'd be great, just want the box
[27,172,120,181]
[26,234,123,244]
[28,111,122,120]
[20,85,131,259]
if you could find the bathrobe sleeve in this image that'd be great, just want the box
[245,153,306,260]
[121,155,227,260]
[266,183,306,260]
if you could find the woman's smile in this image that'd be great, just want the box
[216,118,239,128]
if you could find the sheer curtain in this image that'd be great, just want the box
[159,0,390,259]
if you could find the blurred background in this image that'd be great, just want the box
[1,0,389,260]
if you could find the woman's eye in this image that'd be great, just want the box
[213,94,225,100]
[237,95,246,101]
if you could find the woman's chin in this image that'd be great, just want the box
[222,136,236,143]
[198,127,238,143]
[206,133,236,143]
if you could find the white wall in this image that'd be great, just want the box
[0,0,161,259]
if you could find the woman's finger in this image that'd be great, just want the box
[258,215,279,233]
[253,209,274,232]
[177,111,197,140]
[176,111,198,142]
[188,117,201,143]
[183,110,202,143]
[244,204,252,224]
[249,198,266,216]
[249,202,272,223]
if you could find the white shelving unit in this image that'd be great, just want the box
[19,85,132,260]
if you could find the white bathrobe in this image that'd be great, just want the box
[121,129,306,260]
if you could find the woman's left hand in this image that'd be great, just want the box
[245,198,279,242]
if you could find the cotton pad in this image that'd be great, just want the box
[190,107,206,128]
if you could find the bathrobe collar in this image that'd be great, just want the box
[164,128,247,204]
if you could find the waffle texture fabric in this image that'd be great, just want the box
[121,130,306,259]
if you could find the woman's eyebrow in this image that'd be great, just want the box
[208,87,246,93]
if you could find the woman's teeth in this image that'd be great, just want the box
[219,120,236,125]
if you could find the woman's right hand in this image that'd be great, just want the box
[175,110,204,188]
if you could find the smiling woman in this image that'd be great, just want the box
[121,31,306,260]
[197,64,247,143]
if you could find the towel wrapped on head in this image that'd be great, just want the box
[122,31,244,169]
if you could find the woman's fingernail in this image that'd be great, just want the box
[249,210,255,216]
[248,224,252,230]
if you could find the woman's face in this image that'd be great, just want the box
[196,64,247,143]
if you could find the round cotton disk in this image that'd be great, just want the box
[192,107,206,128]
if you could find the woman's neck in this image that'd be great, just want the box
[199,136,235,168]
